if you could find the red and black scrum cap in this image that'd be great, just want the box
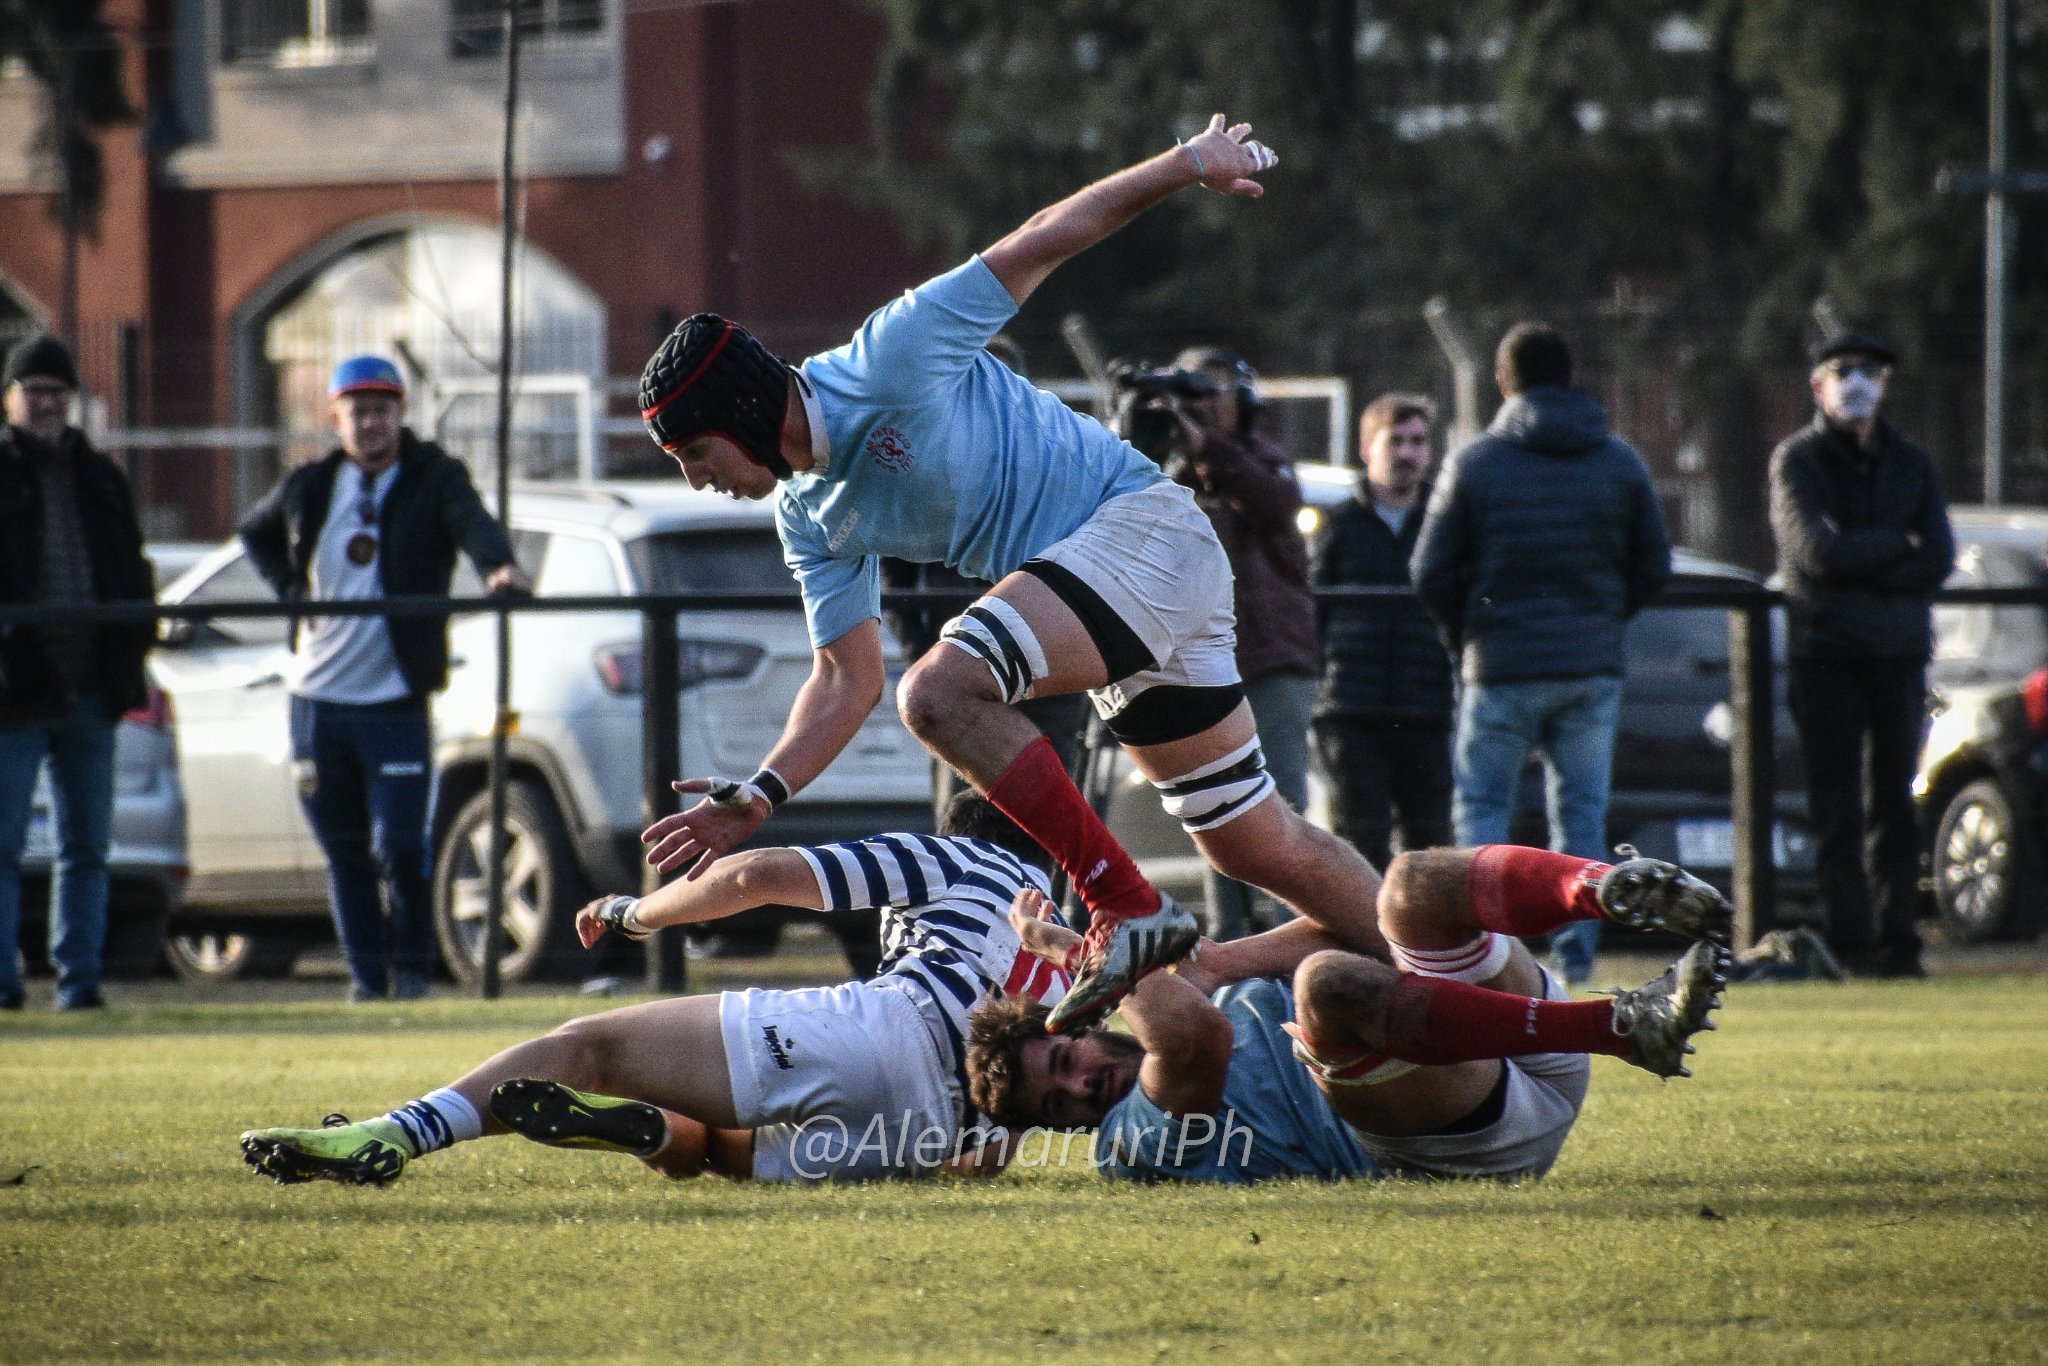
[640,314,796,478]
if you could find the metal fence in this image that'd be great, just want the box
[7,583,2040,992]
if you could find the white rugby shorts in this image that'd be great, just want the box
[721,981,961,1183]
[1035,480,1241,718]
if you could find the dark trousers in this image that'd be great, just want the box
[1787,657,1928,960]
[290,694,436,993]
[1315,716,1455,870]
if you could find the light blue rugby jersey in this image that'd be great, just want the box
[1096,977,1383,1186]
[778,256,1164,648]
[794,832,1071,1110]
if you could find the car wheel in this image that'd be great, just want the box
[434,780,587,986]
[1932,778,2017,943]
[163,933,300,982]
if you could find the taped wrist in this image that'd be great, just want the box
[595,895,651,942]
[706,767,791,812]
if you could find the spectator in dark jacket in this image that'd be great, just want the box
[1769,331,1953,979]
[240,355,530,1003]
[1164,347,1319,940]
[1312,392,1454,869]
[1413,323,1672,986]
[0,334,155,1011]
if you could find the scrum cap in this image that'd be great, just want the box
[640,314,795,478]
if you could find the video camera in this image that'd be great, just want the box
[1107,361,1218,462]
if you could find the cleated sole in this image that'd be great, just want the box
[239,1129,406,1188]
[1045,897,1201,1035]
[489,1078,667,1156]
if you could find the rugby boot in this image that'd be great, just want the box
[1608,942,1728,1079]
[241,1112,410,1187]
[490,1078,668,1157]
[1044,892,1201,1035]
[1596,847,1734,946]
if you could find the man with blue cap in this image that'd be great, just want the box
[239,355,531,1001]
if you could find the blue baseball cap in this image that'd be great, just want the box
[328,354,407,398]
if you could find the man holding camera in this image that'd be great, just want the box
[1149,347,1318,941]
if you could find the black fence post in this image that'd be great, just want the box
[1729,596,1777,951]
[641,606,686,993]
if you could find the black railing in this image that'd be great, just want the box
[6,583,2036,986]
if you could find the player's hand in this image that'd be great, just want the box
[1010,888,1084,970]
[641,781,770,877]
[1183,113,1278,198]
[1169,936,1223,995]
[484,563,533,596]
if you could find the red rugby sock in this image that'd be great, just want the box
[1466,845,1612,936]
[986,737,1160,924]
[1381,974,1626,1064]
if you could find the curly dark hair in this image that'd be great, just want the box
[965,992,1055,1130]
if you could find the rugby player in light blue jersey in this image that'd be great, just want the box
[968,843,1732,1185]
[635,115,1387,1035]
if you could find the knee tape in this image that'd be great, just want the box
[1389,933,1514,984]
[1154,736,1276,833]
[938,597,1049,706]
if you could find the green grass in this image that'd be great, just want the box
[4,978,2046,1363]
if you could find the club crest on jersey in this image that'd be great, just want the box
[865,425,913,472]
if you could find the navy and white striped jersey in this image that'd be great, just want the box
[795,832,1072,1097]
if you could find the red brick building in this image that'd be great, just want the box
[0,0,936,537]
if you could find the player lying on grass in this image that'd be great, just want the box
[967,845,1732,1183]
[240,795,1069,1187]
[634,112,1388,1036]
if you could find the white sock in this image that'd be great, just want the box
[381,1088,484,1157]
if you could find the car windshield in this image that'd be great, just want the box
[627,529,795,596]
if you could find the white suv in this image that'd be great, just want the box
[155,480,931,984]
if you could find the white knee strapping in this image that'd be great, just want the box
[1154,736,1276,833]
[1389,933,1514,984]
[939,597,1049,706]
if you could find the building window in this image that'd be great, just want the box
[449,0,604,61]
[221,0,372,67]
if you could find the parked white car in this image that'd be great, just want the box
[154,480,931,984]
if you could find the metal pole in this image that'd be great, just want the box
[480,0,522,998]
[642,608,686,993]
[1729,598,1777,951]
[1424,297,1482,449]
[1984,0,2011,505]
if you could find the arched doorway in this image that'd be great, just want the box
[246,218,607,483]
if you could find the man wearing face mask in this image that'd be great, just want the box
[1768,332,1954,979]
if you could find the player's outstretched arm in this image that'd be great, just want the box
[576,847,826,949]
[980,113,1278,306]
[641,620,888,878]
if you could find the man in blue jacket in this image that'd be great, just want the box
[1412,324,1672,987]
[240,356,531,1002]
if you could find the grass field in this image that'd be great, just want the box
[5,974,2046,1363]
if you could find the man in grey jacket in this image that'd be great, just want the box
[1768,331,1953,979]
[1412,323,1672,986]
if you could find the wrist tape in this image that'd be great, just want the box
[595,895,650,942]
[706,767,791,812]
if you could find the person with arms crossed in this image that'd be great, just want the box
[635,115,1386,1032]
[1768,331,1954,979]
[240,797,1067,1187]
[970,844,1729,1185]
[1312,393,1455,870]
[0,335,155,1012]
[239,356,531,1004]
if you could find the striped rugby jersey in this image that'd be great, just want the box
[794,832,1072,1107]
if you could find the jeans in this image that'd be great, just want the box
[291,695,436,997]
[1453,675,1624,984]
[1203,670,1318,940]
[1787,657,1927,962]
[1315,716,1454,870]
[0,694,118,1006]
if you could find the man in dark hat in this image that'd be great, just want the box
[1768,331,1954,978]
[0,334,155,1010]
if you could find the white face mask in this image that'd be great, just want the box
[1823,370,1886,423]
